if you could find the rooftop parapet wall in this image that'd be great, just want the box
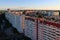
[25,16,36,22]
[38,19,60,28]
[37,17,60,28]
[44,21,60,28]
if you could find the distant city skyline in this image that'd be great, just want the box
[0,0,60,10]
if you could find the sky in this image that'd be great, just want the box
[0,0,60,10]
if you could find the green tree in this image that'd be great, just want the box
[36,12,43,18]
[23,10,26,15]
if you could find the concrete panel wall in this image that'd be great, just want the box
[24,17,37,40]
[5,12,24,33]
[5,12,60,40]
[38,20,60,40]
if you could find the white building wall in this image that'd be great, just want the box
[5,12,60,40]
[53,12,59,16]
[38,20,60,40]
[14,15,23,33]
[5,12,24,33]
[24,17,37,40]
